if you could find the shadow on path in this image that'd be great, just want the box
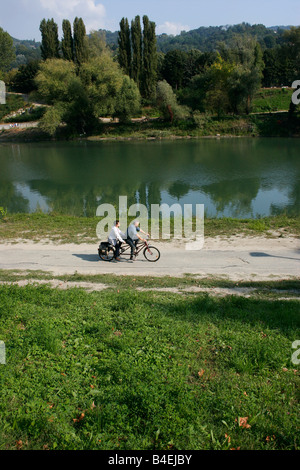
[72,254,100,262]
[250,252,300,262]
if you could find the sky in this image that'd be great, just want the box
[0,0,299,40]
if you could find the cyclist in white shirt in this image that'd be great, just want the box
[108,220,125,261]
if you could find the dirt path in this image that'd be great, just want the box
[0,121,39,130]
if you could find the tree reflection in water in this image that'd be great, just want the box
[0,139,299,218]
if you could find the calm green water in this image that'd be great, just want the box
[0,138,299,218]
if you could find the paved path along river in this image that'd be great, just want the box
[0,236,299,281]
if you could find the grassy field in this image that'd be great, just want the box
[0,213,299,244]
[251,88,293,113]
[0,283,299,450]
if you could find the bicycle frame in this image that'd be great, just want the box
[119,240,149,258]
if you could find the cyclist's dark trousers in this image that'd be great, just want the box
[115,241,122,258]
[127,238,137,257]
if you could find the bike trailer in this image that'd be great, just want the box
[98,241,113,256]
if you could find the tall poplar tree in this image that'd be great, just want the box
[73,17,88,66]
[0,27,16,72]
[131,15,142,89]
[40,18,60,60]
[61,19,74,61]
[118,17,131,77]
[142,15,157,99]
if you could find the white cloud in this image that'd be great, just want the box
[38,0,106,33]
[156,21,190,36]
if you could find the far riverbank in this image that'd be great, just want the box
[0,111,299,142]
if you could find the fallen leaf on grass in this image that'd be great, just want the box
[16,440,23,450]
[73,412,85,423]
[113,330,122,336]
[237,417,251,429]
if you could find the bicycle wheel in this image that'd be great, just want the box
[143,245,160,262]
[99,247,115,262]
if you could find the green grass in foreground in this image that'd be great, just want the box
[0,213,299,243]
[0,285,299,450]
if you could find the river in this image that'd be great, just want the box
[0,137,299,218]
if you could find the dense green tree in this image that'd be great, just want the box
[156,51,165,80]
[262,48,280,87]
[62,77,95,134]
[35,58,77,104]
[118,17,132,76]
[156,80,190,121]
[180,49,263,116]
[202,58,234,116]
[262,42,298,87]
[283,26,300,60]
[142,15,157,99]
[179,54,230,113]
[280,26,300,83]
[88,30,106,58]
[79,53,124,117]
[2,68,18,90]
[263,34,276,49]
[115,76,141,122]
[178,73,206,112]
[218,34,262,68]
[12,60,40,93]
[217,36,264,113]
[183,50,214,85]
[160,49,213,90]
[39,103,65,136]
[0,27,16,73]
[36,58,95,135]
[61,19,74,61]
[39,18,60,60]
[160,50,186,90]
[73,17,89,65]
[131,16,142,89]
